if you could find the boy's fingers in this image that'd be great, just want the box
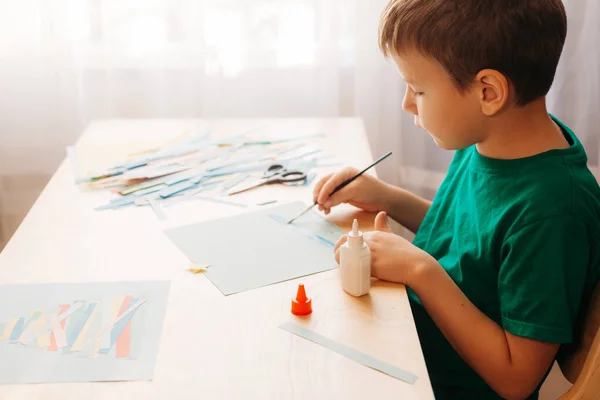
[374,211,392,232]
[318,168,357,206]
[323,188,355,209]
[333,234,348,253]
[313,174,333,202]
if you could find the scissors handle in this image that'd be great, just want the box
[267,170,307,184]
[228,165,306,195]
[263,164,285,179]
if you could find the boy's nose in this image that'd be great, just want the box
[402,86,418,115]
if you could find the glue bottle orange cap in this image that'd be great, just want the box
[291,284,312,315]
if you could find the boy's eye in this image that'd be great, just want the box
[414,92,424,97]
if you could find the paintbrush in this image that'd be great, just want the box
[286,151,392,224]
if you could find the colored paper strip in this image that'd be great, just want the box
[279,322,418,384]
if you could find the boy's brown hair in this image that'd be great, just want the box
[379,0,567,106]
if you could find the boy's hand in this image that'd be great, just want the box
[333,211,435,285]
[313,167,391,215]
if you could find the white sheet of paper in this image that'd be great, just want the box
[164,202,345,295]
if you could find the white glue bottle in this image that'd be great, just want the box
[340,219,371,296]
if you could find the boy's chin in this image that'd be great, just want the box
[431,136,463,151]
[420,127,468,150]
[431,136,449,149]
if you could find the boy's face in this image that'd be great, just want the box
[391,50,485,150]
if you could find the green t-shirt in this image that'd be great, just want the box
[410,116,600,399]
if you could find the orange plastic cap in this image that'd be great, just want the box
[291,284,312,316]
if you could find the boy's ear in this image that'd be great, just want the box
[475,69,509,116]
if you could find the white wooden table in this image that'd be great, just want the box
[0,118,433,399]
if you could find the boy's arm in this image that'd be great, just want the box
[352,214,587,400]
[381,184,431,234]
[404,215,588,400]
[409,261,559,400]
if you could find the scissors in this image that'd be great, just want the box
[227,163,307,195]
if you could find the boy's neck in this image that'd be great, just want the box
[476,98,569,160]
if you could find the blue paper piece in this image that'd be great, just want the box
[164,202,343,295]
[165,170,202,186]
[9,318,24,341]
[95,197,136,211]
[65,305,87,347]
[66,303,97,346]
[134,185,166,197]
[190,174,209,184]
[303,172,316,186]
[121,160,148,170]
[99,297,141,354]
[159,180,196,198]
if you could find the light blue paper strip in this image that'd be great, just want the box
[134,185,166,197]
[302,172,316,186]
[220,174,250,194]
[121,160,148,170]
[268,214,334,248]
[95,197,136,211]
[159,180,196,198]
[9,318,25,341]
[164,170,200,186]
[279,322,418,385]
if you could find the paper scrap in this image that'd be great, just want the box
[257,200,277,206]
[187,265,210,274]
[279,322,418,384]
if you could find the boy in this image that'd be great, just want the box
[313,0,600,399]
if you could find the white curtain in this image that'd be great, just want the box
[0,0,597,252]
[547,0,600,169]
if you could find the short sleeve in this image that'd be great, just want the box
[498,216,589,343]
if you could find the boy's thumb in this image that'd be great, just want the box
[374,211,392,232]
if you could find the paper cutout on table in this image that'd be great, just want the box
[165,202,345,295]
[257,200,278,206]
[279,322,418,384]
[0,281,169,384]
[187,264,211,275]
[3,297,142,356]
[80,128,325,212]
